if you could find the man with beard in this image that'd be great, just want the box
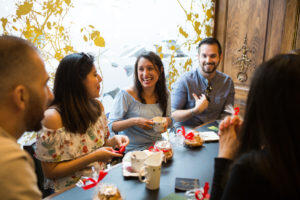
[171,37,234,128]
[0,35,53,200]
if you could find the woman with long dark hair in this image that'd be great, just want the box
[210,54,300,199]
[35,53,129,191]
[108,51,172,151]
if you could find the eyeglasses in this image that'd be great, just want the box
[204,81,212,102]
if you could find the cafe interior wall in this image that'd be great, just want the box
[0,0,215,145]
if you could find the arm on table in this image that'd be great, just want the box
[42,147,122,179]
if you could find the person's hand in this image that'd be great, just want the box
[217,116,241,160]
[219,115,243,134]
[160,117,171,133]
[191,93,209,115]
[94,147,123,162]
[134,117,154,130]
[107,135,130,149]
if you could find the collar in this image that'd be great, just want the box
[196,67,220,83]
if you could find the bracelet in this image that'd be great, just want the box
[190,109,197,117]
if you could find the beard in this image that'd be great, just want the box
[24,88,45,132]
[201,61,219,74]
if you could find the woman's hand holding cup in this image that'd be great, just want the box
[152,117,168,133]
[134,117,154,130]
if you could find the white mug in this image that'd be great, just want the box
[138,152,163,190]
[152,117,167,133]
[130,151,148,173]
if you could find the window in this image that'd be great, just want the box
[1,0,215,144]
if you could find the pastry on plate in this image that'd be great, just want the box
[97,185,122,200]
[155,140,173,161]
[184,134,204,147]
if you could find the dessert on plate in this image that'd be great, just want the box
[154,140,173,161]
[96,184,122,200]
[184,132,204,147]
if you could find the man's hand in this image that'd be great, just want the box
[191,93,209,115]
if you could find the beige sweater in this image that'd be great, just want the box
[0,127,41,200]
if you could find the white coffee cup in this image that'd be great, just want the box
[152,117,167,132]
[130,151,148,173]
[138,152,163,190]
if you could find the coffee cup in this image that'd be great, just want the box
[152,117,167,133]
[138,152,163,190]
[130,151,148,173]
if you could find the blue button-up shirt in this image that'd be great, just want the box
[171,68,234,128]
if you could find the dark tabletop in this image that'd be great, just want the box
[46,123,219,200]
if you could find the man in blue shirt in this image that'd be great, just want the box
[171,37,234,128]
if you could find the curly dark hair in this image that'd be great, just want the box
[51,52,101,133]
[134,51,168,116]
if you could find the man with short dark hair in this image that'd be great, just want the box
[0,35,53,200]
[171,37,234,128]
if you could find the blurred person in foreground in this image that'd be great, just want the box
[0,35,53,199]
[210,54,300,199]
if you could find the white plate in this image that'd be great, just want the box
[199,131,219,142]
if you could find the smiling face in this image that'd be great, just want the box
[198,44,221,75]
[137,57,160,90]
[83,66,102,98]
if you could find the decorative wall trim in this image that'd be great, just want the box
[233,34,256,82]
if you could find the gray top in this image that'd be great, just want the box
[108,90,171,151]
[171,68,234,128]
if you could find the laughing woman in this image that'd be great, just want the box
[108,51,172,151]
[35,53,129,192]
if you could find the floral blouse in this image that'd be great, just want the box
[35,111,110,192]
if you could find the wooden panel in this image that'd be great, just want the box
[214,0,229,72]
[223,0,269,115]
[281,0,299,53]
[214,0,299,117]
[297,14,300,49]
[264,0,286,60]
[224,0,269,86]
[294,1,300,49]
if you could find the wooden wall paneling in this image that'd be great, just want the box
[296,12,300,48]
[281,0,299,53]
[264,0,286,60]
[294,1,300,49]
[214,0,229,72]
[224,0,269,85]
[223,0,269,114]
[214,0,299,117]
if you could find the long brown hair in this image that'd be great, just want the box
[235,54,300,197]
[51,53,101,133]
[134,51,168,116]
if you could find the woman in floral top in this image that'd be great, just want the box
[35,53,129,192]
